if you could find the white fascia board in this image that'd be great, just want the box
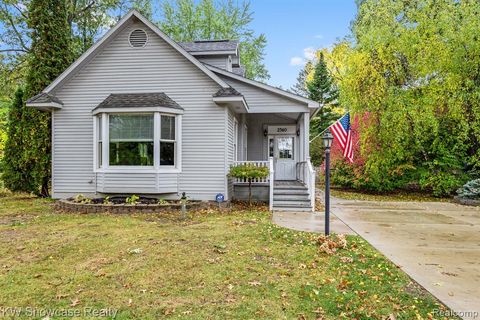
[92,107,184,115]
[26,102,63,111]
[213,96,249,113]
[44,10,229,94]
[206,64,321,109]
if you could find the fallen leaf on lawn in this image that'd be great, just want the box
[163,308,175,315]
[128,298,133,306]
[182,310,192,315]
[227,284,234,290]
[248,280,261,286]
[55,293,69,299]
[340,256,354,263]
[70,298,80,307]
[127,248,143,254]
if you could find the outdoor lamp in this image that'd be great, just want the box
[322,130,334,149]
[322,129,334,236]
[263,129,268,137]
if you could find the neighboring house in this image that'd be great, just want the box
[26,10,320,211]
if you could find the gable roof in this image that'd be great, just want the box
[43,10,229,94]
[178,40,239,55]
[205,64,320,109]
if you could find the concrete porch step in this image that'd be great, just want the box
[273,200,311,207]
[273,194,310,201]
[274,185,307,191]
[274,189,309,195]
[273,207,312,212]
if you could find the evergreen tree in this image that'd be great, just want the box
[307,52,340,135]
[2,88,36,192]
[6,0,73,196]
[290,61,312,97]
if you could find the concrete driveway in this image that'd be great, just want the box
[329,195,480,320]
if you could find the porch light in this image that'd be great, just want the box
[263,129,268,137]
[322,130,334,149]
[296,129,300,136]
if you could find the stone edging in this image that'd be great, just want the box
[55,199,229,214]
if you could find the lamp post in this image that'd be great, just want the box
[322,129,334,236]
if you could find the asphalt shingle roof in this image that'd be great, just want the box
[93,93,183,111]
[213,87,243,98]
[178,40,239,53]
[27,92,63,105]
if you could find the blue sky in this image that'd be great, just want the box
[248,0,357,89]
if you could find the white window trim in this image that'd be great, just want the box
[93,112,182,174]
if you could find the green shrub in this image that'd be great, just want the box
[457,179,480,200]
[126,195,140,205]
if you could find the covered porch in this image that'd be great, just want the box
[231,112,315,211]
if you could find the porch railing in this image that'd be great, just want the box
[231,161,270,184]
[269,157,274,211]
[296,158,316,211]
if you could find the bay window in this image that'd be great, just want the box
[94,112,181,171]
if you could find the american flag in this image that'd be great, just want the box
[329,113,354,163]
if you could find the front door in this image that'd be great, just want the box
[270,136,296,180]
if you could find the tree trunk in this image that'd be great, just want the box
[40,177,50,198]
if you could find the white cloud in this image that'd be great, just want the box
[303,47,316,61]
[289,46,319,67]
[289,56,305,66]
[314,34,324,39]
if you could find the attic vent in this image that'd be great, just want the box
[129,29,148,47]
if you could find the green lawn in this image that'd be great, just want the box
[0,193,455,319]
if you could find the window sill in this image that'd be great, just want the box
[95,168,181,174]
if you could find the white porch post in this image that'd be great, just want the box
[303,112,310,160]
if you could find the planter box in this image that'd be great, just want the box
[55,199,229,214]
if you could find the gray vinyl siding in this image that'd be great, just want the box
[197,56,228,70]
[246,114,296,161]
[219,76,309,113]
[52,20,227,200]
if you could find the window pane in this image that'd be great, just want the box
[110,114,153,141]
[269,138,274,157]
[277,137,293,159]
[161,115,175,140]
[109,142,154,166]
[160,141,175,166]
[98,116,103,141]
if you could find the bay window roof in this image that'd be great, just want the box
[92,93,184,115]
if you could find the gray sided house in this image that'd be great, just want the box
[26,10,320,211]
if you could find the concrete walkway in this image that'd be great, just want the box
[272,194,480,319]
